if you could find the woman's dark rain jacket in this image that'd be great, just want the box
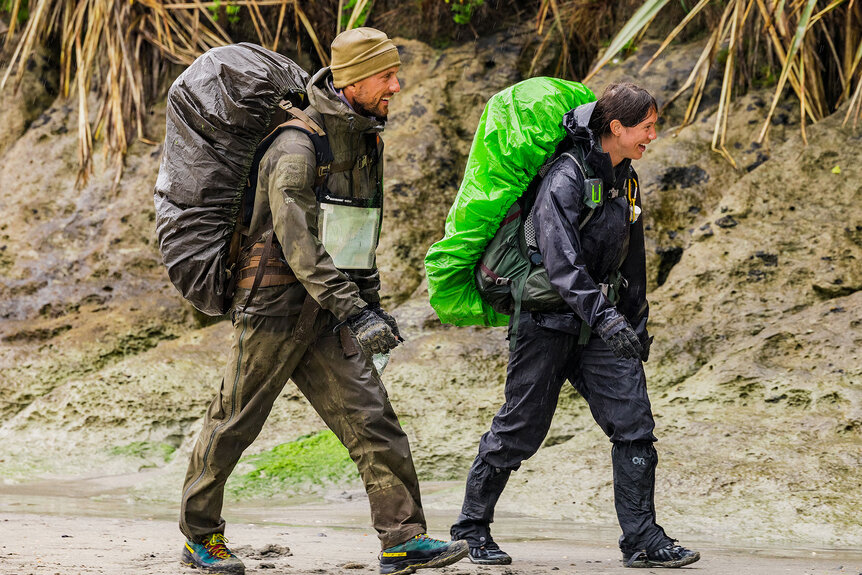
[532,101,649,343]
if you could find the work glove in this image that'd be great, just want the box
[640,334,654,363]
[345,308,400,356]
[603,324,643,360]
[369,304,402,341]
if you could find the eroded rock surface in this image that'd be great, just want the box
[0,31,858,547]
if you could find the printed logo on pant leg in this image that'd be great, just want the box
[631,457,646,466]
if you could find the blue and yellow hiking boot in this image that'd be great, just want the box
[380,534,469,575]
[622,542,700,568]
[181,533,245,574]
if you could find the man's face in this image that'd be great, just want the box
[615,108,658,161]
[346,66,401,121]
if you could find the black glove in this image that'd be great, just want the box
[603,325,643,360]
[345,308,400,356]
[640,334,654,362]
[369,304,402,341]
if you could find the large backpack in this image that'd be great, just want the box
[424,78,596,328]
[475,148,627,346]
[154,43,311,316]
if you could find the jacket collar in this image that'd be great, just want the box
[562,102,632,190]
[307,68,385,135]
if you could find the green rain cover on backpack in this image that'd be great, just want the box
[424,77,596,327]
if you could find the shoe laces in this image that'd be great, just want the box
[203,534,234,560]
[413,533,442,543]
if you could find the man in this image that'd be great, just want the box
[179,28,468,575]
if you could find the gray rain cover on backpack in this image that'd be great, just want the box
[154,43,309,316]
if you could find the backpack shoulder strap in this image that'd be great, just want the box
[240,102,333,232]
[235,102,334,313]
[273,101,334,188]
[558,152,598,231]
[525,151,594,240]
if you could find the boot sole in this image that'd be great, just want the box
[625,551,700,568]
[380,541,469,575]
[469,553,512,565]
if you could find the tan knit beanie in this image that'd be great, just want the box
[330,27,400,89]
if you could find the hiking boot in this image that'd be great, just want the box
[623,542,700,568]
[468,539,512,565]
[181,533,245,574]
[379,534,469,575]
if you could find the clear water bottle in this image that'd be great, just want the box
[372,352,390,374]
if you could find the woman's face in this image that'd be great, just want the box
[614,108,658,161]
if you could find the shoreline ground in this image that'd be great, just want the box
[2,483,860,575]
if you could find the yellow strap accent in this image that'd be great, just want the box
[382,552,407,557]
[627,178,638,223]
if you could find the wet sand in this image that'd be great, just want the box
[1,481,860,575]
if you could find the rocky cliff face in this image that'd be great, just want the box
[0,30,858,547]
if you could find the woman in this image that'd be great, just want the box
[450,83,700,569]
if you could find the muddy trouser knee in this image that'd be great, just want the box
[180,312,426,549]
[290,325,426,549]
[571,333,670,553]
[180,312,305,542]
[452,313,574,546]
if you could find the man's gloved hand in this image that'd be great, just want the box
[603,325,644,360]
[369,304,402,341]
[640,334,654,362]
[345,308,400,356]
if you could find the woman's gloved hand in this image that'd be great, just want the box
[603,324,644,360]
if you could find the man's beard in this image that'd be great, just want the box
[353,98,388,122]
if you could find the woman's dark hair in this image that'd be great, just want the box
[588,83,658,137]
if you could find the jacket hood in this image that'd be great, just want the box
[307,67,385,134]
[561,102,632,188]
[562,101,596,145]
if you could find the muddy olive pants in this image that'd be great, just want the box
[180,311,426,549]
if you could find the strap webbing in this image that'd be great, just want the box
[279,100,325,136]
[239,231,274,315]
[292,293,321,344]
[508,276,527,352]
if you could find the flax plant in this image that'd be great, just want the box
[0,0,330,185]
[578,0,862,165]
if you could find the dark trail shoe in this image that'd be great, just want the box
[380,534,469,575]
[623,542,700,568]
[468,540,512,565]
[181,533,246,574]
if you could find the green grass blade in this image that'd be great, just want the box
[585,0,672,81]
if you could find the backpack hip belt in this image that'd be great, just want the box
[236,241,297,289]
